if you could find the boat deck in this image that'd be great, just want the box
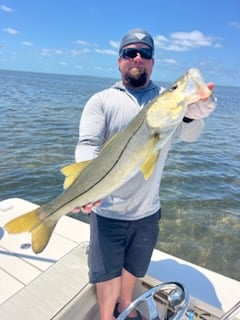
[0,198,240,319]
[0,198,90,305]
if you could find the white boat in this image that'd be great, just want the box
[0,198,239,319]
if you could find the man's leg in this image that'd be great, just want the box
[117,268,139,317]
[96,276,121,320]
[92,211,160,319]
[114,211,161,318]
[96,269,139,320]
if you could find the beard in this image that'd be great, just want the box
[124,67,148,87]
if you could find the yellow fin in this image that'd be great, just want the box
[141,150,160,180]
[60,161,91,189]
[5,208,58,254]
[4,209,41,233]
[31,221,56,254]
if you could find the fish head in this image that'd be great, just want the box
[146,68,212,132]
[181,68,212,103]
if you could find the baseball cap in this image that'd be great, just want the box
[119,28,154,54]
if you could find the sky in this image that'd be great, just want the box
[0,0,240,87]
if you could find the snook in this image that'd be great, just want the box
[4,68,212,253]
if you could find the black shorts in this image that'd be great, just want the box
[88,210,161,283]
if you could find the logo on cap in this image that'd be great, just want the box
[134,33,146,40]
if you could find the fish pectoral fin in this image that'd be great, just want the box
[60,161,91,189]
[31,220,56,254]
[4,209,42,233]
[141,150,160,180]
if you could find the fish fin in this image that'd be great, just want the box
[4,209,42,233]
[60,161,91,189]
[141,150,160,180]
[5,208,57,254]
[31,221,56,254]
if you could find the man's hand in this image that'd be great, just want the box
[72,200,102,214]
[185,82,216,120]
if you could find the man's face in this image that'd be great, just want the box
[118,43,154,88]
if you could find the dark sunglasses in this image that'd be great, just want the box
[119,47,153,60]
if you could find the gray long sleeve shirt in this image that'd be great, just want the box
[75,80,205,220]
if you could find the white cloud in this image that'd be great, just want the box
[154,30,220,52]
[70,48,91,55]
[73,40,89,45]
[228,21,240,29]
[95,48,117,55]
[172,31,212,47]
[3,28,19,35]
[110,40,119,49]
[69,49,81,56]
[40,48,64,56]
[73,39,118,55]
[21,41,33,46]
[163,58,177,65]
[81,48,91,53]
[0,5,13,12]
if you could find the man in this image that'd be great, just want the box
[75,28,216,320]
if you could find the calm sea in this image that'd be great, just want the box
[0,69,239,281]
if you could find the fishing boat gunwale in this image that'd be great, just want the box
[0,198,239,319]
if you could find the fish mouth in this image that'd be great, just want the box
[183,68,212,103]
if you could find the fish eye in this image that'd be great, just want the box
[170,83,178,91]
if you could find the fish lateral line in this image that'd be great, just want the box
[46,117,148,214]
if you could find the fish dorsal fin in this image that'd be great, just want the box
[140,150,160,180]
[60,161,91,189]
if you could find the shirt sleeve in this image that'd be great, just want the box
[75,93,106,162]
[178,119,205,142]
[177,95,216,142]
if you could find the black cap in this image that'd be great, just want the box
[119,28,154,53]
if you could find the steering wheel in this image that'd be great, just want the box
[116,282,190,320]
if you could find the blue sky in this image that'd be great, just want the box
[0,0,240,86]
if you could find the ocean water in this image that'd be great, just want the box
[0,69,239,281]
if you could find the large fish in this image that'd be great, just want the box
[4,68,212,253]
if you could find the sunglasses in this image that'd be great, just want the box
[119,47,153,60]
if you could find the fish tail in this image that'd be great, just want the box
[4,209,42,233]
[4,208,57,254]
[31,220,56,253]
